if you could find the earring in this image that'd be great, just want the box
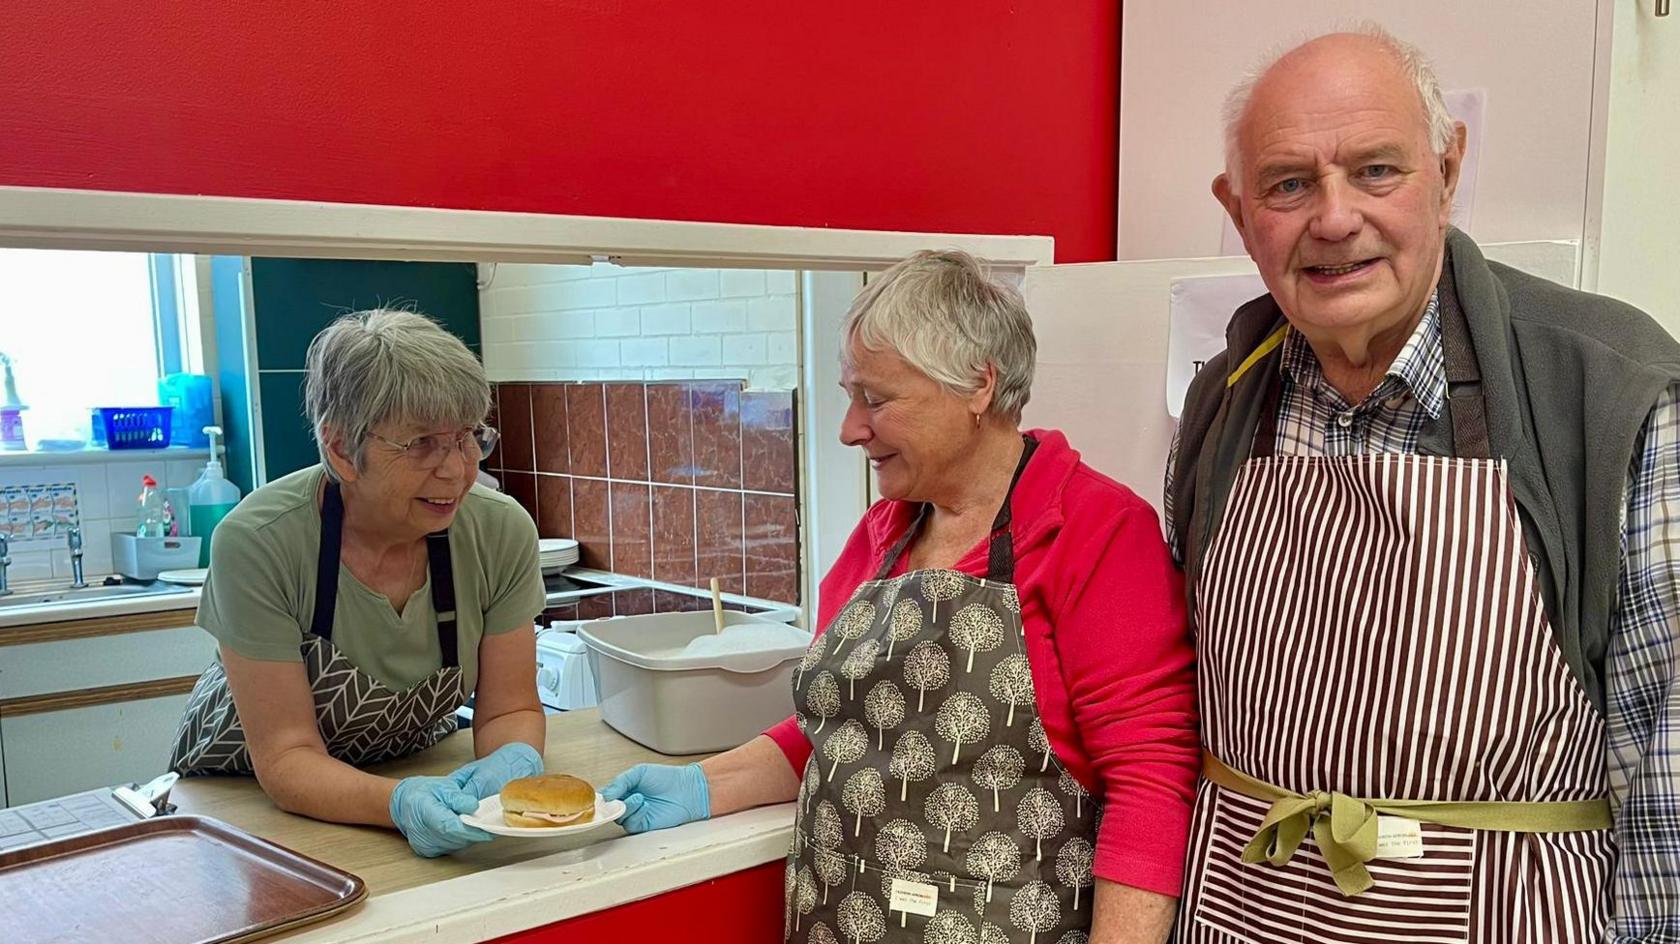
[973,412,982,430]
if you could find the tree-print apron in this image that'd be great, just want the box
[1177,279,1614,943]
[787,437,1100,944]
[170,481,468,774]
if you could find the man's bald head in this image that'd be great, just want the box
[1223,25,1456,195]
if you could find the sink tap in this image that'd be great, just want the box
[0,533,11,597]
[67,526,87,589]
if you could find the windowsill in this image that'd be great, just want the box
[0,445,210,468]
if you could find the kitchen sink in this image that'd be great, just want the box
[0,581,195,610]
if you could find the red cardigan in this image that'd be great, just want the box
[765,429,1198,897]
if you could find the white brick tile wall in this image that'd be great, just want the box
[547,279,617,311]
[691,299,747,334]
[592,310,643,338]
[619,338,670,368]
[767,332,799,365]
[725,333,769,366]
[638,303,691,336]
[747,294,798,332]
[669,335,723,367]
[481,263,802,390]
[664,269,720,302]
[615,272,668,306]
[720,269,766,298]
[573,340,622,368]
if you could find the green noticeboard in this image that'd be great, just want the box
[249,258,482,483]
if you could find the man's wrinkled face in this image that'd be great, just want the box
[1215,35,1463,351]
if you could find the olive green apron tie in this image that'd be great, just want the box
[1203,752,1612,897]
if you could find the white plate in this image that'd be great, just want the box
[460,792,625,838]
[156,568,209,586]
[538,538,579,554]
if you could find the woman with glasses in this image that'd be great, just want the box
[170,309,548,859]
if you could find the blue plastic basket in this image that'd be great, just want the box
[98,407,174,450]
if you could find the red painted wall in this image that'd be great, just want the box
[488,862,784,944]
[0,3,1119,262]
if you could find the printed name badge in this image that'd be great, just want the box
[1376,815,1425,859]
[888,877,940,917]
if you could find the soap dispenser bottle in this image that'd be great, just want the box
[187,426,242,567]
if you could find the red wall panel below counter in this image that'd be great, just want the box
[488,861,784,944]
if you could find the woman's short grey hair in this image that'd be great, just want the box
[843,250,1036,421]
[1222,22,1456,192]
[305,309,491,479]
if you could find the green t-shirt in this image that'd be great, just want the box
[196,465,545,693]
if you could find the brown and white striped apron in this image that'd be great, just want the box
[1177,347,1615,941]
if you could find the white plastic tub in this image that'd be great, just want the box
[578,611,813,755]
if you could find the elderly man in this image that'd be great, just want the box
[1167,25,1678,943]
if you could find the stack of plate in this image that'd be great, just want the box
[538,538,580,572]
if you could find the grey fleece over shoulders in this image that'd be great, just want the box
[1169,229,1680,711]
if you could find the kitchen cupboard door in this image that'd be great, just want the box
[2,693,191,805]
[0,624,215,701]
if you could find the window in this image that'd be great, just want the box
[0,248,186,445]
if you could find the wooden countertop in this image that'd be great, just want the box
[172,708,709,897]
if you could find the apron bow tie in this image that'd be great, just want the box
[1241,790,1380,896]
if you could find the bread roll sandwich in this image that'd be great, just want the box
[500,774,596,828]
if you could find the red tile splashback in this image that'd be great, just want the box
[503,471,538,522]
[696,488,745,595]
[566,383,608,478]
[570,477,611,570]
[606,383,650,481]
[497,384,534,473]
[652,485,697,588]
[647,384,693,485]
[745,493,799,605]
[535,475,572,538]
[609,481,653,579]
[493,380,801,605]
[741,390,796,494]
[690,382,742,489]
[532,384,569,475]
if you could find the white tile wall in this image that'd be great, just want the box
[480,262,801,390]
[0,451,208,582]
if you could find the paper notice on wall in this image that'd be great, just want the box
[1217,87,1488,255]
[1166,273,1268,418]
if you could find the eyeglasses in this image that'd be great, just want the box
[369,425,500,469]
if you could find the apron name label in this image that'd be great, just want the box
[888,877,940,917]
[1376,815,1425,859]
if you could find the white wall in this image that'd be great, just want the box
[478,262,801,389]
[1588,2,1680,335]
[1117,1,1602,260]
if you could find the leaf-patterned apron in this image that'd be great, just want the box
[1176,280,1615,943]
[787,438,1099,944]
[169,481,469,775]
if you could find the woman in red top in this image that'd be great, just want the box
[604,251,1197,943]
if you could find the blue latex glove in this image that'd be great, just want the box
[600,763,711,834]
[450,742,545,799]
[389,775,493,858]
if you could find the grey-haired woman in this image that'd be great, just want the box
[170,309,548,858]
[603,252,1197,943]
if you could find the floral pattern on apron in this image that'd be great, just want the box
[785,438,1102,944]
[170,481,468,775]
